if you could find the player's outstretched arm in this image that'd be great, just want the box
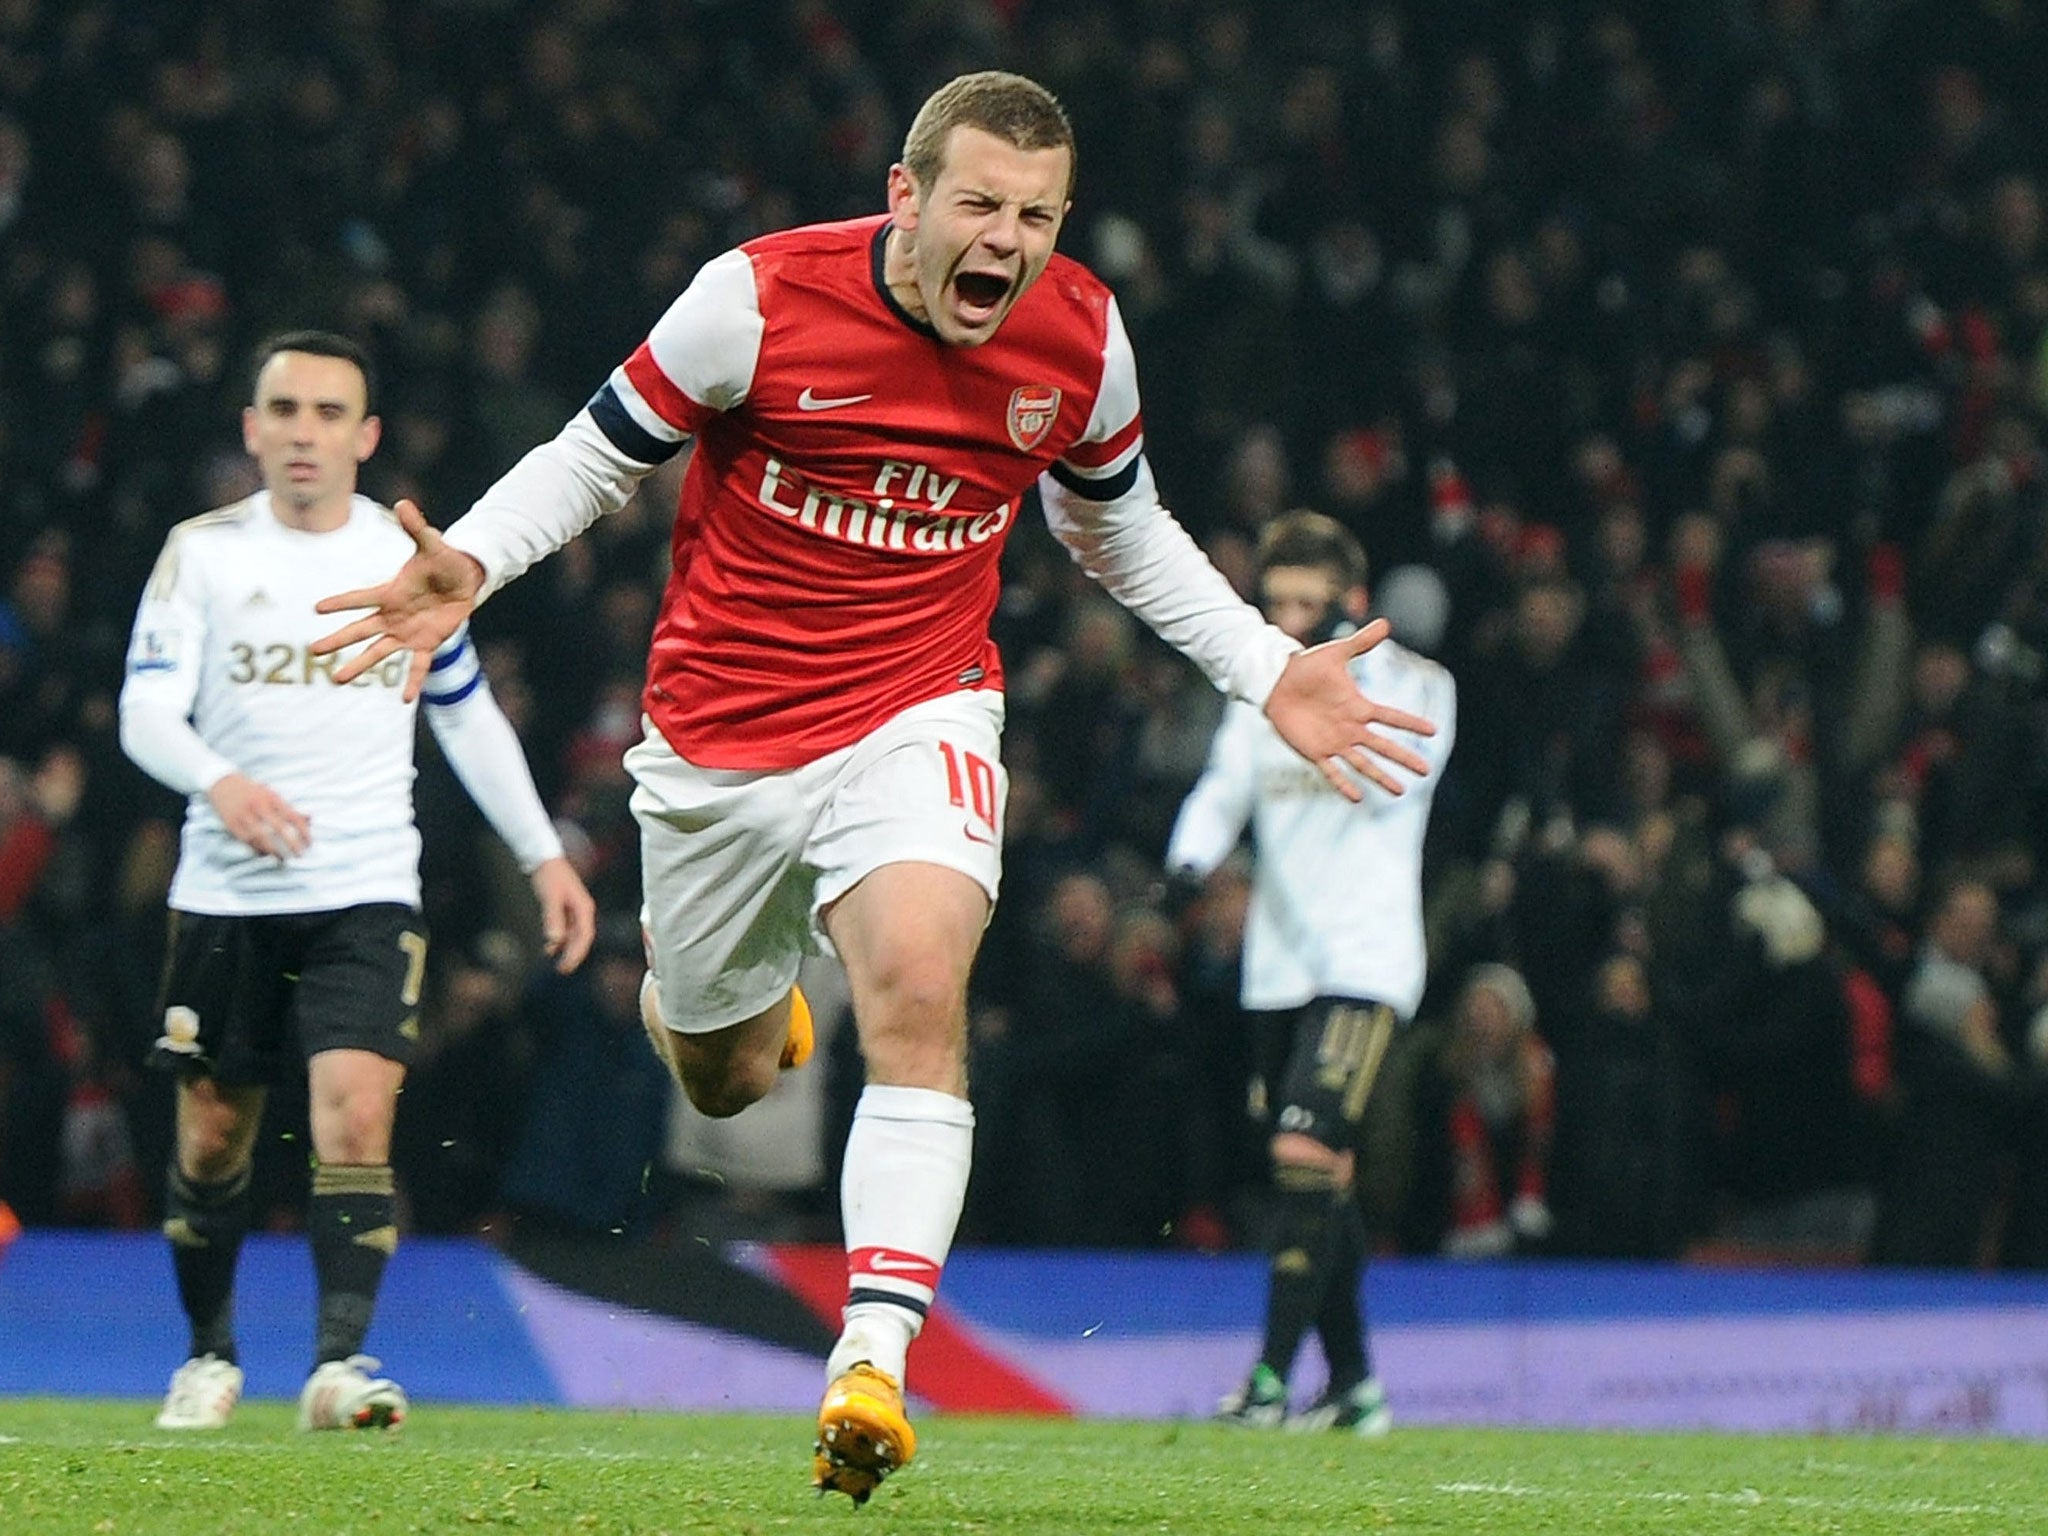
[1265,618,1436,802]
[311,500,484,701]
[529,855,597,974]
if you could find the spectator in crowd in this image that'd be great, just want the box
[499,920,673,1237]
[970,870,1131,1245]
[2006,952,2048,1270]
[391,941,536,1236]
[0,749,94,1226]
[1435,964,1554,1259]
[1681,845,1889,1259]
[1873,879,2019,1266]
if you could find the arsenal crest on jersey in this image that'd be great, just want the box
[1006,385,1061,452]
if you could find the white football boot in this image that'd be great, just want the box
[297,1353,408,1432]
[155,1354,245,1430]
[1286,1375,1393,1437]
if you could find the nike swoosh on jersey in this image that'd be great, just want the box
[796,387,874,411]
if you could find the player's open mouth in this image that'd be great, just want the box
[952,270,1011,317]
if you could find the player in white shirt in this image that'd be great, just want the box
[120,332,596,1436]
[1167,511,1456,1436]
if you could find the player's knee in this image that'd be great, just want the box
[679,1058,775,1119]
[668,1008,783,1116]
[179,1131,242,1182]
[177,1113,254,1180]
[177,1078,253,1159]
[319,1096,396,1162]
[856,963,965,1078]
[862,947,966,1028]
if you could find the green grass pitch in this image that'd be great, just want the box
[2,1399,2044,1534]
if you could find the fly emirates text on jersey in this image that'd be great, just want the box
[756,456,1015,554]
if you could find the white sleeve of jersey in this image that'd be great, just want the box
[117,528,238,796]
[1165,700,1261,877]
[1040,301,1300,708]
[630,246,763,420]
[419,625,565,872]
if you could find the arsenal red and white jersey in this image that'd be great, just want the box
[593,216,1138,767]
[447,215,1297,773]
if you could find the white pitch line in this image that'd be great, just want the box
[1435,1479,2006,1518]
[51,1438,682,1466]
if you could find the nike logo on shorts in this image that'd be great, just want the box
[797,387,874,412]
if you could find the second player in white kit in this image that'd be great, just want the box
[1169,510,1456,1436]
[122,332,594,1439]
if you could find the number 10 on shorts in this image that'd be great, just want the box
[938,741,998,843]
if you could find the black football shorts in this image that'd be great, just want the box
[149,904,428,1084]
[1255,996,1398,1152]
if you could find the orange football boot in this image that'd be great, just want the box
[812,1363,915,1504]
[780,985,814,1070]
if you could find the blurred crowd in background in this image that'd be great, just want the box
[2,0,2047,1271]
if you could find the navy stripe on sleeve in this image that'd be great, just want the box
[1047,455,1141,503]
[588,383,685,465]
[428,636,470,673]
[421,672,485,708]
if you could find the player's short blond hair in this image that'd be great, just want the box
[902,71,1076,199]
[1256,509,1369,591]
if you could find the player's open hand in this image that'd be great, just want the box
[208,772,312,860]
[1264,618,1437,802]
[311,499,485,702]
[529,855,597,974]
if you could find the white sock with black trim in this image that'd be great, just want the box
[826,1084,974,1385]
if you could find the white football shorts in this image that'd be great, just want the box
[626,689,1007,1033]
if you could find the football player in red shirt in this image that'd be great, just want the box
[316,71,1434,1501]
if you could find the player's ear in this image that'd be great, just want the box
[356,413,382,463]
[241,405,260,456]
[1343,584,1370,623]
[887,163,920,228]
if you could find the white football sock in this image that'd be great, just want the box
[826,1084,974,1385]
